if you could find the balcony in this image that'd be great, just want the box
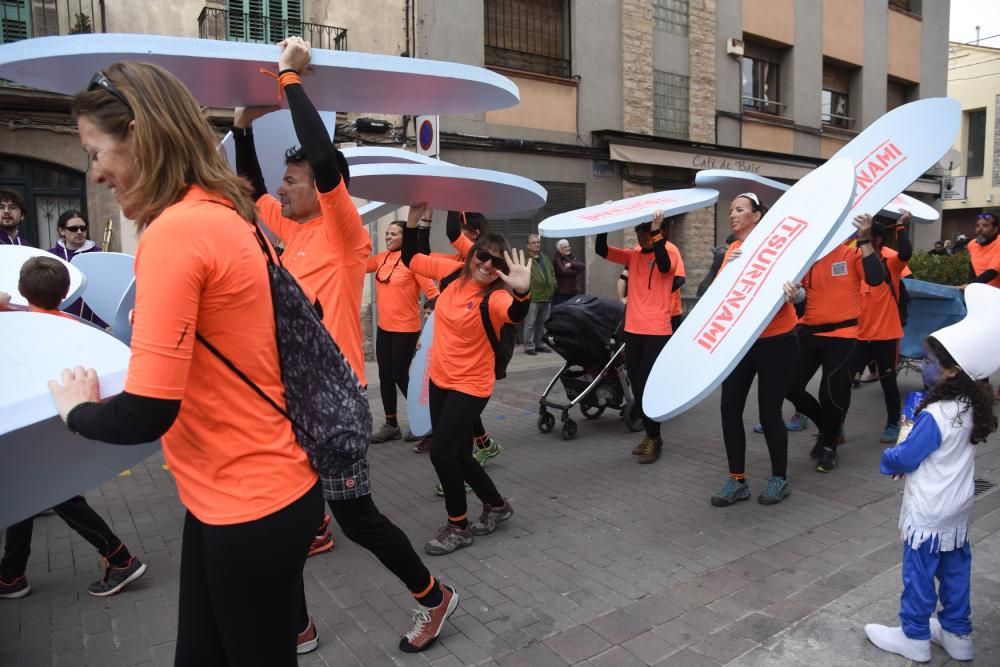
[1,0,104,43]
[198,7,347,51]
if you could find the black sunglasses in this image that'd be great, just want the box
[88,70,134,116]
[474,248,509,273]
[63,225,88,232]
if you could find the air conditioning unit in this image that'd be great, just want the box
[726,38,745,58]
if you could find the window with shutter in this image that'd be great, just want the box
[0,0,31,44]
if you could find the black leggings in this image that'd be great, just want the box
[375,327,420,419]
[624,331,671,438]
[855,339,901,426]
[428,382,502,520]
[786,334,861,448]
[720,334,799,478]
[1,496,127,579]
[174,482,322,667]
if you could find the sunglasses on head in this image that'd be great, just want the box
[64,225,88,233]
[474,248,508,273]
[977,213,996,221]
[87,70,134,116]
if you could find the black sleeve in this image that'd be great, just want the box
[672,276,685,292]
[896,227,913,262]
[968,263,978,283]
[506,295,531,323]
[66,392,181,445]
[972,268,999,285]
[401,226,419,266]
[232,127,267,201]
[596,233,609,259]
[445,211,461,243]
[861,251,885,286]
[417,227,431,255]
[284,80,341,194]
[652,238,671,273]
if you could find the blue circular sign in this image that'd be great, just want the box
[419,119,434,152]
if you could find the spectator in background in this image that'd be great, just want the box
[928,241,946,256]
[0,188,31,247]
[966,212,1000,290]
[48,210,106,325]
[523,233,554,355]
[943,239,954,255]
[552,238,585,305]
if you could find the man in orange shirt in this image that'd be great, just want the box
[856,214,912,444]
[966,212,1000,289]
[235,38,457,654]
[784,214,884,473]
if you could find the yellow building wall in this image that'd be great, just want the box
[485,74,578,134]
[887,8,922,83]
[741,121,795,154]
[742,0,794,45]
[822,0,863,66]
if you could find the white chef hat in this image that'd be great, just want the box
[931,283,1000,381]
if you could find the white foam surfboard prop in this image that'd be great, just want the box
[0,34,519,114]
[357,201,402,225]
[537,188,720,238]
[406,312,434,437]
[347,163,548,216]
[696,169,938,221]
[71,251,135,325]
[643,158,857,422]
[0,312,160,527]
[111,279,136,345]
[818,97,959,255]
[341,147,441,167]
[0,245,86,310]
[221,109,337,198]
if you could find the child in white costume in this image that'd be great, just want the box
[864,284,1000,663]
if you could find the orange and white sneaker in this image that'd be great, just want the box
[308,514,335,557]
[398,585,459,652]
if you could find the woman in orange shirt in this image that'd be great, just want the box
[368,220,439,442]
[711,194,800,508]
[401,204,531,555]
[48,62,322,665]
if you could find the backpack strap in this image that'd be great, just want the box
[479,291,501,355]
[195,330,291,421]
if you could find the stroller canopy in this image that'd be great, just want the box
[544,295,625,368]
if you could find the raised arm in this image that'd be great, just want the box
[895,212,913,262]
[232,106,279,201]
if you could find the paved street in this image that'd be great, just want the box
[2,353,999,666]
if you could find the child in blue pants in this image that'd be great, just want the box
[864,284,999,663]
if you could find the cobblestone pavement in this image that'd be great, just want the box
[2,354,999,666]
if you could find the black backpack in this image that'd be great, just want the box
[479,291,517,380]
[197,221,372,478]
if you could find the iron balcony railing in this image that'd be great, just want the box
[0,0,105,43]
[198,7,347,51]
[484,0,571,79]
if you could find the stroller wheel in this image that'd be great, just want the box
[624,401,645,432]
[561,419,578,440]
[537,411,556,433]
[580,403,605,420]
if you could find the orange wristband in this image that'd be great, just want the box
[278,71,302,92]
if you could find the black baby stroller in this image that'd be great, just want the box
[537,294,644,440]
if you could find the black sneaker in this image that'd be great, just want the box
[0,575,30,599]
[815,447,838,473]
[809,435,824,459]
[88,556,147,597]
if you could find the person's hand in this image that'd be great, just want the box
[48,366,100,423]
[725,248,743,264]
[496,248,532,293]
[278,36,312,73]
[407,203,428,228]
[897,210,912,229]
[651,210,664,232]
[0,291,11,311]
[619,297,628,304]
[234,105,280,129]
[783,281,804,304]
[853,213,873,240]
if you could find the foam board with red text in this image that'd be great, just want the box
[537,188,720,238]
[406,312,435,437]
[642,158,856,422]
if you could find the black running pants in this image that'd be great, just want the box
[786,334,860,448]
[720,333,799,478]
[173,482,322,667]
[856,339,902,426]
[624,332,671,438]
[375,327,420,420]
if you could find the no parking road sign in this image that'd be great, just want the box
[416,115,439,157]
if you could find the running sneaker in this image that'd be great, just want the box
[399,585,459,652]
[403,430,422,443]
[710,478,751,507]
[473,438,502,466]
[880,423,901,444]
[631,436,653,455]
[815,447,838,473]
[434,482,471,496]
[637,437,662,464]
[371,423,402,443]
[786,413,808,431]
[470,500,514,535]
[87,556,147,597]
[0,576,30,599]
[309,514,335,557]
[424,525,473,555]
[413,437,432,453]
[758,476,791,505]
[296,617,319,654]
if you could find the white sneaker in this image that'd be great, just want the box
[929,617,974,661]
[864,624,931,663]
